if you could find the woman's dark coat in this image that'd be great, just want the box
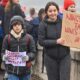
[38,16,70,60]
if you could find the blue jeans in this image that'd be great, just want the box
[8,74,31,80]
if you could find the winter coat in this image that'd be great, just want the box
[0,5,4,26]
[30,17,41,44]
[2,32,36,75]
[38,16,70,60]
[24,20,33,34]
[3,3,25,35]
[0,5,4,38]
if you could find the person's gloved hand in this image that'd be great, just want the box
[22,55,29,62]
[2,55,8,61]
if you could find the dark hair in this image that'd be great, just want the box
[38,8,45,20]
[45,1,59,13]
[30,8,35,15]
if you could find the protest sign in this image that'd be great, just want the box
[5,50,27,66]
[61,11,80,48]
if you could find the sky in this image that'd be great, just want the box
[20,0,80,15]
[20,0,63,10]
[20,0,63,15]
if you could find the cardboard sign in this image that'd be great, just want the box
[61,11,80,48]
[5,50,27,66]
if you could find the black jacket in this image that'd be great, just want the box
[3,3,25,35]
[38,16,70,60]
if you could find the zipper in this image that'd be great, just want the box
[17,38,20,75]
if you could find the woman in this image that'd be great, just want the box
[38,2,71,80]
[64,0,76,12]
[3,0,25,35]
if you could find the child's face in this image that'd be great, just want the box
[67,4,76,12]
[12,23,22,34]
[47,5,58,21]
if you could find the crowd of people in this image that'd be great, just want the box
[0,0,79,80]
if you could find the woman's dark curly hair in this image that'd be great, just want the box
[45,1,59,14]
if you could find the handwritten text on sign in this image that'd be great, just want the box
[61,11,80,48]
[5,50,27,66]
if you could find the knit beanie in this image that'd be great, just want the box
[10,15,24,30]
[2,0,8,7]
[64,0,75,10]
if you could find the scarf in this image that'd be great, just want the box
[10,29,24,39]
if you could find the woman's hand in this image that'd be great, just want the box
[57,38,65,45]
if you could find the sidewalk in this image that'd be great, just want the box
[39,73,48,80]
[37,44,48,80]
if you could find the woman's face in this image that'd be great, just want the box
[47,5,58,21]
[12,0,19,4]
[67,4,76,12]
[13,23,22,34]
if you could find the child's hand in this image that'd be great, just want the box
[57,38,65,45]
[2,55,8,61]
[0,20,2,24]
[22,55,29,62]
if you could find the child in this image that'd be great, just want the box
[1,15,36,80]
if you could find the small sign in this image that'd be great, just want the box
[5,50,27,66]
